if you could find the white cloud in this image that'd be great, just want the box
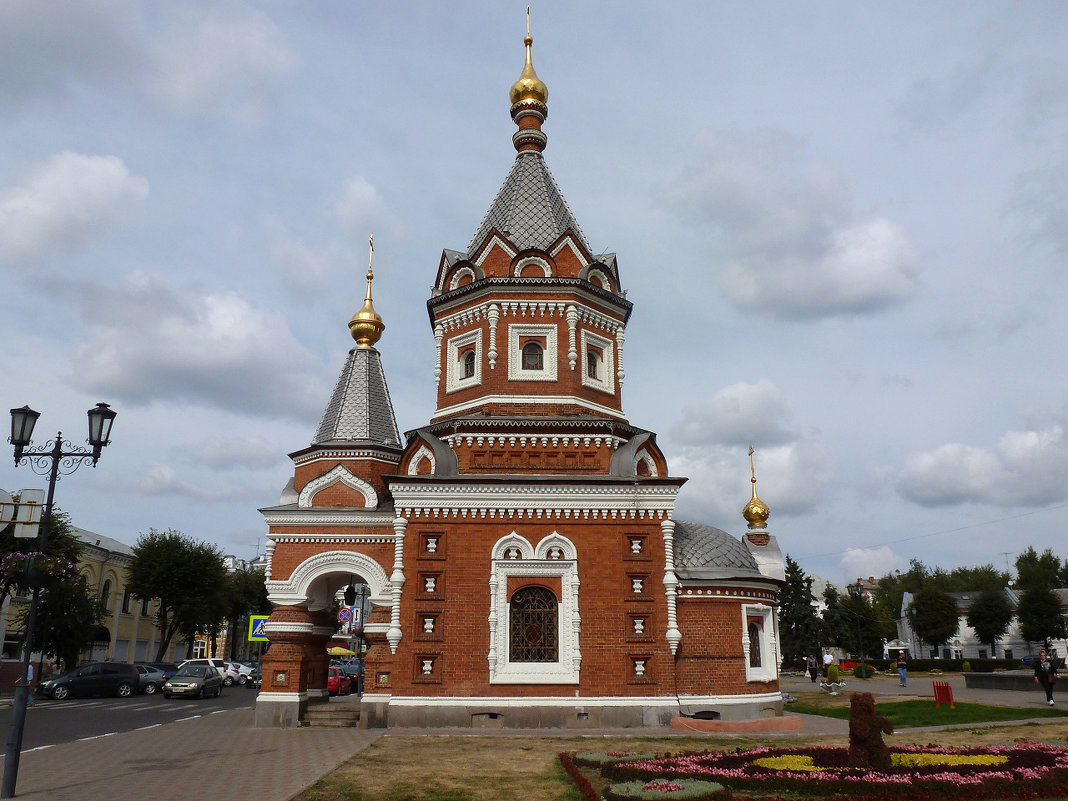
[67,272,330,421]
[181,436,283,470]
[666,128,917,319]
[0,151,148,266]
[840,547,906,585]
[670,380,794,447]
[135,462,230,501]
[143,5,297,124]
[897,423,1068,507]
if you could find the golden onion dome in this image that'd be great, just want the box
[509,34,548,108]
[743,479,771,529]
[348,236,384,348]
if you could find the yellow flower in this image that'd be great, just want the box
[891,753,1008,768]
[752,755,821,771]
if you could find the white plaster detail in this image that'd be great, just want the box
[636,450,659,477]
[615,326,625,385]
[586,267,611,290]
[448,266,476,291]
[634,659,645,677]
[297,464,378,509]
[424,576,436,593]
[487,304,500,369]
[513,255,552,277]
[472,234,517,267]
[426,537,438,553]
[422,659,433,675]
[386,692,781,708]
[549,236,590,268]
[488,531,580,685]
[633,618,645,635]
[662,519,681,655]
[407,444,436,477]
[566,305,578,371]
[445,329,483,393]
[632,578,644,594]
[580,328,615,394]
[630,538,642,554]
[388,516,407,653]
[432,393,625,421]
[507,323,558,382]
[433,324,444,386]
[423,617,435,633]
[265,550,390,612]
[742,602,777,683]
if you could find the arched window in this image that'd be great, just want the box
[586,349,599,379]
[462,350,476,378]
[522,342,543,371]
[509,586,557,662]
[101,579,112,604]
[748,622,762,668]
[122,587,132,614]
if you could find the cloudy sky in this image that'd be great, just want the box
[1,1,1065,586]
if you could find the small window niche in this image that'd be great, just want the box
[580,329,615,394]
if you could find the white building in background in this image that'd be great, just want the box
[898,588,1068,661]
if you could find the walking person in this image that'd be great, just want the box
[806,653,819,683]
[896,650,908,687]
[1034,649,1057,706]
[10,662,34,707]
[822,650,833,678]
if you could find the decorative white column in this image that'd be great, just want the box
[433,324,444,386]
[388,516,407,653]
[662,518,681,654]
[566,305,578,370]
[615,325,626,385]
[487,304,500,369]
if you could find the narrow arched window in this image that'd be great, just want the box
[509,586,557,662]
[586,349,599,379]
[101,579,112,604]
[748,622,762,668]
[522,342,543,371]
[462,350,475,378]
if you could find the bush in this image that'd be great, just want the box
[605,779,729,801]
[962,660,972,673]
[852,663,873,679]
[827,664,839,683]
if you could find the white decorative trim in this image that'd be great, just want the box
[387,692,781,707]
[298,465,378,509]
[615,326,625,386]
[388,517,407,653]
[473,234,517,267]
[448,266,476,291]
[488,531,581,685]
[266,549,391,608]
[487,304,500,369]
[742,602,777,683]
[566,306,578,370]
[445,329,482,393]
[432,393,625,421]
[291,450,401,467]
[580,329,615,394]
[513,255,552,277]
[661,519,681,655]
[262,511,397,526]
[636,450,659,477]
[507,323,558,382]
[407,444,436,476]
[433,324,444,386]
[256,691,309,702]
[586,267,611,290]
[549,236,590,268]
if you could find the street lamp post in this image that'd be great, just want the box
[847,580,867,680]
[2,403,116,799]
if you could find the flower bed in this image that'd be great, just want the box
[562,742,1068,801]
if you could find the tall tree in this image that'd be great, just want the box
[126,529,228,660]
[778,555,820,664]
[1014,547,1063,591]
[836,591,885,660]
[0,505,84,608]
[819,585,848,647]
[16,573,109,670]
[964,588,1014,655]
[907,586,959,655]
[945,564,1011,593]
[225,568,270,660]
[1016,585,1068,649]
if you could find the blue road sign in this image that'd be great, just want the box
[248,614,269,642]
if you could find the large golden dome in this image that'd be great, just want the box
[743,480,771,529]
[509,35,548,108]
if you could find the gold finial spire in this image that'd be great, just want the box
[509,11,548,110]
[348,234,385,348]
[743,443,771,529]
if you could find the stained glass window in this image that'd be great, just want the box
[522,342,544,370]
[509,586,557,662]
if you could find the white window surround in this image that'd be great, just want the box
[297,465,378,509]
[446,330,482,393]
[741,603,777,682]
[508,324,558,382]
[448,266,477,291]
[580,329,615,394]
[513,255,552,277]
[406,444,436,476]
[636,450,659,477]
[586,267,611,290]
[488,531,580,685]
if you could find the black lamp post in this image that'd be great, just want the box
[2,403,116,798]
[847,580,867,680]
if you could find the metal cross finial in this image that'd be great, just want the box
[526,5,530,36]
[367,233,374,281]
[748,443,756,482]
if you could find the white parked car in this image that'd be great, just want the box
[226,661,254,686]
[177,658,231,683]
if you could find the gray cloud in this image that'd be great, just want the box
[665,128,917,320]
[670,380,795,447]
[179,436,284,471]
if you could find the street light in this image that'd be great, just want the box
[847,580,867,680]
[2,403,116,799]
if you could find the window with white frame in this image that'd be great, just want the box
[488,531,579,684]
[580,329,615,393]
[508,324,558,382]
[741,603,777,682]
[445,330,482,393]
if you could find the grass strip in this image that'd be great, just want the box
[788,699,1066,727]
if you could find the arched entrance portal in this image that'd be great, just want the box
[256,550,391,727]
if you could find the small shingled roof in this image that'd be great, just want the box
[673,520,760,574]
[313,347,401,447]
[467,151,591,256]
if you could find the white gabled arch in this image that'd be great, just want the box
[513,256,552,277]
[535,531,577,560]
[298,464,378,509]
[407,444,436,476]
[266,549,391,611]
[636,450,659,477]
[448,266,476,291]
[491,531,535,560]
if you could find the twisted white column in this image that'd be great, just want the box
[662,518,681,654]
[388,516,407,653]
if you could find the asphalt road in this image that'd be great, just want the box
[0,684,258,751]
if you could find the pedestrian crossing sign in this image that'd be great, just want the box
[248,614,269,642]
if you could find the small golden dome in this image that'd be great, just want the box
[509,34,548,108]
[348,236,384,348]
[743,479,771,529]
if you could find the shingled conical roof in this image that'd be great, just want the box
[313,346,401,447]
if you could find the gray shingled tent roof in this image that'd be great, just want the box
[313,347,401,446]
[467,151,591,256]
[673,520,761,578]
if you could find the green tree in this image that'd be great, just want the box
[819,585,848,647]
[837,591,885,661]
[0,504,84,609]
[945,564,1010,593]
[126,529,228,661]
[1014,547,1063,591]
[906,586,959,654]
[1016,585,1068,649]
[964,588,1014,655]
[778,555,820,665]
[16,573,109,670]
[225,568,270,660]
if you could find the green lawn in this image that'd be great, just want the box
[788,699,1066,727]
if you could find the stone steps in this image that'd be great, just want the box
[301,701,361,728]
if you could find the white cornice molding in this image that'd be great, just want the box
[267,549,391,608]
[443,433,625,450]
[291,449,401,466]
[298,464,378,509]
[678,585,778,602]
[436,298,624,334]
[387,692,781,707]
[432,393,626,421]
[262,510,397,526]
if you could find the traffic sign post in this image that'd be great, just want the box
[248,615,269,642]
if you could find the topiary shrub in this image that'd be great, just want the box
[827,664,839,683]
[962,660,972,673]
[852,663,872,679]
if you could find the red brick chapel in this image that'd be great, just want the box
[255,32,786,729]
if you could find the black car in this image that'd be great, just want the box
[37,662,139,700]
[139,661,179,681]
